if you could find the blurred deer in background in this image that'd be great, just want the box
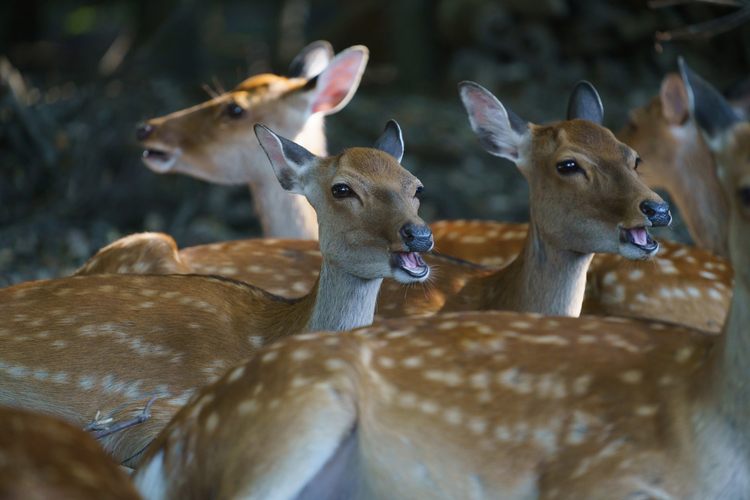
[137,41,368,240]
[0,122,432,465]
[135,59,750,500]
[0,407,143,500]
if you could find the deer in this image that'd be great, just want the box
[75,82,733,332]
[0,121,432,466]
[0,407,143,500]
[137,41,368,240]
[134,59,750,500]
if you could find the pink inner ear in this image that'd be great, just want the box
[257,128,287,165]
[310,52,364,114]
[660,74,689,125]
[465,89,502,126]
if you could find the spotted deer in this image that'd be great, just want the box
[76,82,729,331]
[135,59,750,500]
[0,122,431,465]
[0,407,143,500]
[137,41,368,239]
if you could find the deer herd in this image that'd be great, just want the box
[1,40,749,500]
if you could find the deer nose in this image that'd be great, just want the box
[640,200,672,227]
[136,124,154,142]
[399,223,433,252]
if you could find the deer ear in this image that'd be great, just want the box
[459,81,530,162]
[679,57,741,151]
[373,120,404,162]
[288,41,334,80]
[307,46,369,116]
[567,81,604,125]
[660,73,689,125]
[254,124,317,195]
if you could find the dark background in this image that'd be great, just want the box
[1,0,749,285]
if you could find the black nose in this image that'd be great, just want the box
[136,123,154,142]
[640,200,672,227]
[399,223,433,252]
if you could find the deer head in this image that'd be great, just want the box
[460,81,671,262]
[255,119,432,284]
[136,43,368,186]
[681,58,750,285]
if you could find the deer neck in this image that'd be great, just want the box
[499,219,593,316]
[308,260,382,332]
[246,114,327,240]
[446,218,592,316]
[668,126,730,258]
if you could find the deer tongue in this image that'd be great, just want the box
[629,227,648,246]
[398,252,423,270]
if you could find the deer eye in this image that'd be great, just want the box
[556,160,581,175]
[634,157,642,171]
[332,184,352,199]
[415,186,424,199]
[226,102,245,118]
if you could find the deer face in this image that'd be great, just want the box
[255,121,432,284]
[459,81,670,262]
[526,120,669,260]
[136,44,368,186]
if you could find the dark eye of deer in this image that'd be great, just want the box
[739,187,750,207]
[634,157,642,171]
[332,184,352,199]
[556,160,581,175]
[226,103,245,118]
[415,186,424,199]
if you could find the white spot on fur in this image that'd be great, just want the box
[699,271,718,280]
[261,351,279,363]
[674,347,693,363]
[619,370,642,384]
[636,405,658,416]
[237,399,260,415]
[227,366,245,382]
[402,356,423,368]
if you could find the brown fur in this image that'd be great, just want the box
[0,407,142,499]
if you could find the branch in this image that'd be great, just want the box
[649,0,747,7]
[91,396,158,439]
[655,4,750,40]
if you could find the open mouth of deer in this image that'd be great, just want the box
[141,148,180,173]
[619,226,658,252]
[391,251,429,279]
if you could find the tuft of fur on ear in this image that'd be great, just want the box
[660,73,689,125]
[567,81,604,125]
[373,120,404,162]
[308,46,369,116]
[254,124,317,194]
[679,57,741,151]
[459,81,530,162]
[289,41,335,80]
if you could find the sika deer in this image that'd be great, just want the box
[137,41,368,239]
[0,407,142,500]
[438,81,670,316]
[135,59,750,500]
[80,82,691,324]
[0,122,430,465]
